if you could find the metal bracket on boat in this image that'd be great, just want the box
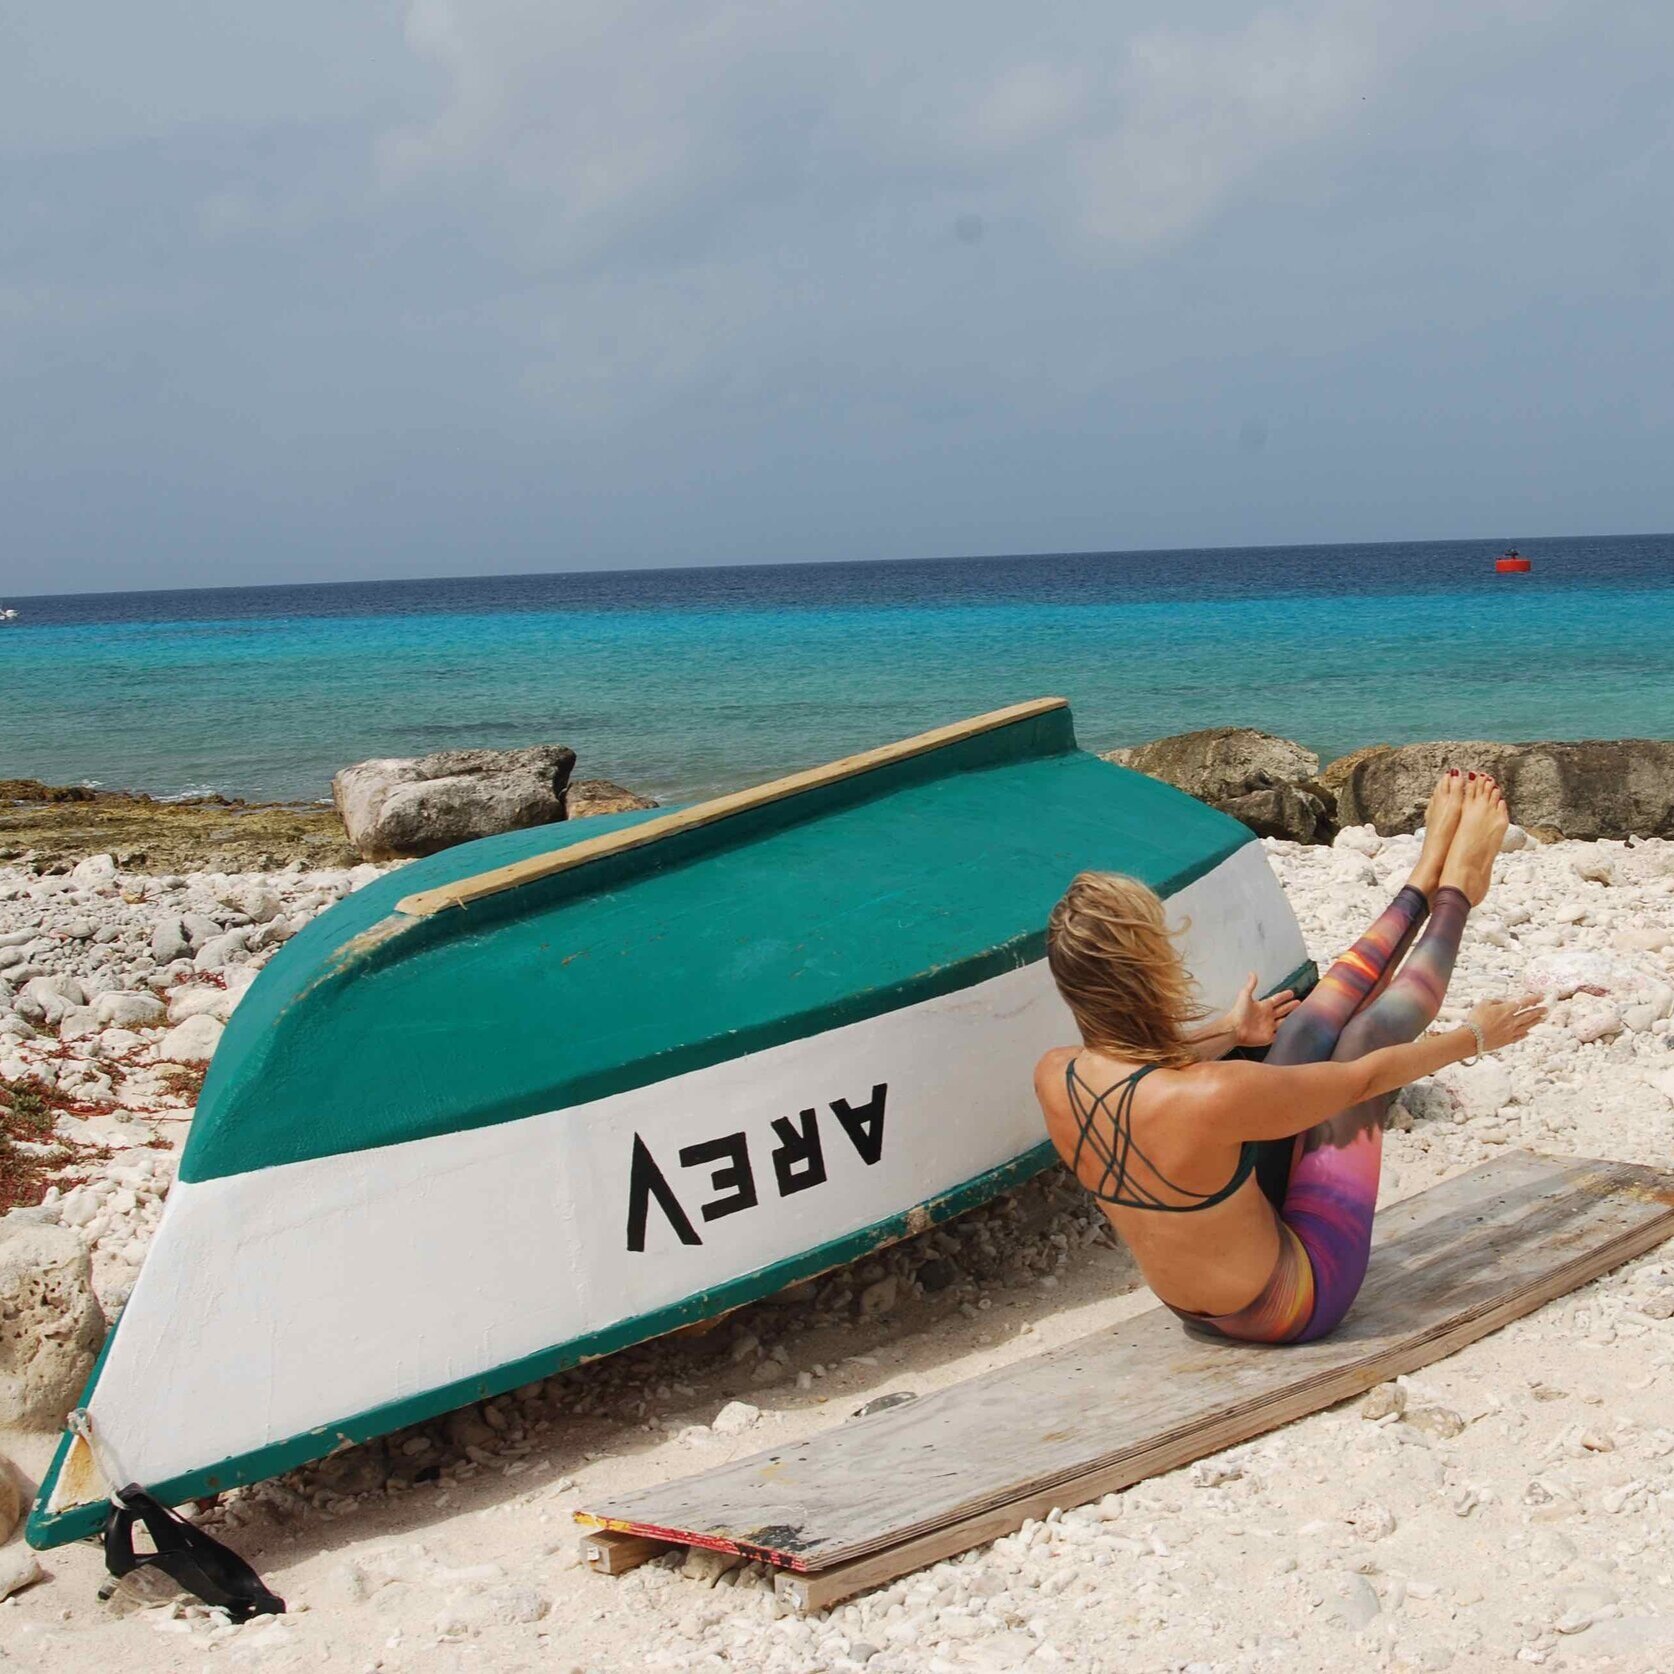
[69,1410,285,1623]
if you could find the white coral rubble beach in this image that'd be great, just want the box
[3,829,1674,1671]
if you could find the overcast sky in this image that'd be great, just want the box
[4,2,1671,593]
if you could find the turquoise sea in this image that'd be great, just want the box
[4,535,1672,806]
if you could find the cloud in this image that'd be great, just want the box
[1071,10,1383,251]
[4,0,1673,588]
[378,2,1401,272]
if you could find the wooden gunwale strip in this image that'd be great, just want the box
[395,697,1068,917]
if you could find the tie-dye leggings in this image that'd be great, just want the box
[1178,882,1472,1344]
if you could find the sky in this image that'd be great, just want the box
[3,1,1671,594]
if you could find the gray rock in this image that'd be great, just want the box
[12,975,89,1026]
[1219,783,1335,844]
[1321,738,1674,839]
[91,990,167,1030]
[0,1544,43,1601]
[0,1217,107,1429]
[167,987,233,1025]
[333,745,579,861]
[1106,727,1319,804]
[1406,1403,1466,1439]
[244,888,281,923]
[859,1274,900,1317]
[1104,728,1335,844]
[193,928,250,972]
[156,1013,224,1063]
[681,1546,744,1586]
[711,1400,761,1435]
[0,1451,23,1543]
[150,918,191,963]
[314,1445,389,1496]
[55,1005,101,1041]
[1322,1571,1381,1631]
[181,912,225,946]
[567,780,658,820]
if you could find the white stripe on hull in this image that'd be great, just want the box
[69,844,1303,1501]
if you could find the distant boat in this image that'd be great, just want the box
[0,606,18,620]
[30,697,1313,1549]
[1495,548,1531,574]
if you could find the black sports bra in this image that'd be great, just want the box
[1064,1058,1258,1213]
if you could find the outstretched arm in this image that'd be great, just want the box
[1186,996,1545,1141]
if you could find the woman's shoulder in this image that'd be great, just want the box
[1036,1045,1174,1096]
[1033,1045,1077,1097]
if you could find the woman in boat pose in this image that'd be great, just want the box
[1035,771,1546,1343]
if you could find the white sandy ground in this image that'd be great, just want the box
[3,828,1674,1672]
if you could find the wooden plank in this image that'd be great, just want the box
[395,697,1066,916]
[578,1529,670,1575]
[579,1152,1674,1594]
[771,1160,1674,1614]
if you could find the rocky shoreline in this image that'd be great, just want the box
[11,726,1672,882]
[0,780,359,875]
[4,744,1674,1670]
[1108,728,1674,847]
[0,767,656,878]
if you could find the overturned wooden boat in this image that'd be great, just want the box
[31,698,1312,1548]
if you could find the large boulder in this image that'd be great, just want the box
[0,1217,106,1430]
[1217,783,1336,845]
[0,1452,22,1544]
[1321,740,1674,839]
[1103,728,1335,844]
[333,745,578,861]
[567,780,658,821]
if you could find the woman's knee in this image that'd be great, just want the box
[1331,1007,1404,1060]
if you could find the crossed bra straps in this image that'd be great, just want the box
[1064,1057,1258,1213]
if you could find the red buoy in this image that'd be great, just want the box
[1495,548,1531,573]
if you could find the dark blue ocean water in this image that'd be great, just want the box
[4,536,1672,805]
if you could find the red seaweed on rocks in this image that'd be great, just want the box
[0,1076,114,1212]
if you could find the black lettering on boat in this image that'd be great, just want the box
[679,1133,759,1222]
[624,1083,891,1251]
[832,1083,887,1166]
[770,1110,827,1196]
[626,1132,702,1252]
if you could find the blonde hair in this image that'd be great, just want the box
[1045,871,1205,1069]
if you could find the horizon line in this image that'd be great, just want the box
[8,526,1669,605]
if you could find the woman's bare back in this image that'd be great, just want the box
[1034,1045,1285,1316]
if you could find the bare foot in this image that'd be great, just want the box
[1439,772,1510,905]
[1409,771,1465,896]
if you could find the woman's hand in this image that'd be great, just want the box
[1468,995,1547,1052]
[1229,972,1300,1048]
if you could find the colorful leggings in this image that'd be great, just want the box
[1179,883,1472,1344]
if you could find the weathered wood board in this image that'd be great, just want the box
[578,1152,1674,1604]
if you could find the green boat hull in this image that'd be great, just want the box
[32,701,1311,1548]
